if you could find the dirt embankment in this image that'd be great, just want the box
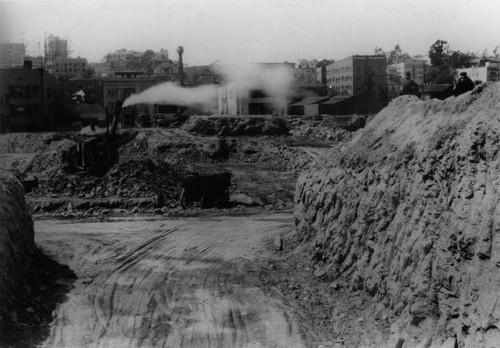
[294,83,500,347]
[0,170,38,304]
[0,170,74,347]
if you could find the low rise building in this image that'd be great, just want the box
[456,61,499,83]
[52,57,89,78]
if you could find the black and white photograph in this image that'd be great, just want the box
[1,0,500,347]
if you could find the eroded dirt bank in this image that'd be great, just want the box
[294,83,500,347]
[0,170,74,347]
[35,213,305,348]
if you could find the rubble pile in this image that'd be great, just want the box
[29,138,77,177]
[288,119,350,143]
[182,115,290,136]
[294,83,500,347]
[32,159,188,208]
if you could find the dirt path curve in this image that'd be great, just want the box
[34,213,305,348]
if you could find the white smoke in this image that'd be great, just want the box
[214,63,294,110]
[122,63,294,110]
[122,83,218,107]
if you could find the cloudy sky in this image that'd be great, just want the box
[1,0,499,65]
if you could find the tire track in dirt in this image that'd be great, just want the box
[35,214,305,347]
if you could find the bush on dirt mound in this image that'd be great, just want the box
[294,83,500,347]
[183,115,290,136]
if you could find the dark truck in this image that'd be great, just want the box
[179,172,232,209]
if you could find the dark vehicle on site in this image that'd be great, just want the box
[180,172,233,209]
[135,113,151,128]
[17,175,39,194]
[155,113,177,127]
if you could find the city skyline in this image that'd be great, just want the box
[1,0,499,65]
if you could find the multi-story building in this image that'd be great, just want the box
[101,71,157,126]
[0,43,25,67]
[456,60,499,83]
[326,55,387,98]
[52,57,89,77]
[154,49,169,62]
[46,35,69,63]
[391,58,426,85]
[0,62,56,133]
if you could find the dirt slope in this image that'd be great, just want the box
[0,170,75,347]
[294,83,500,347]
[0,170,38,306]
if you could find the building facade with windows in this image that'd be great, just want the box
[101,71,157,126]
[0,43,25,67]
[0,66,56,133]
[52,57,89,77]
[326,55,387,98]
[456,61,500,83]
[391,58,426,85]
[46,35,69,63]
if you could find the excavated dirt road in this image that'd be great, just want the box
[34,213,306,348]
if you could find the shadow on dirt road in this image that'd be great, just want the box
[0,252,76,348]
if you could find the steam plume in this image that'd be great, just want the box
[214,63,294,109]
[122,63,294,110]
[122,83,217,107]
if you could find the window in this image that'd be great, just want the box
[32,86,40,96]
[33,104,40,113]
[25,86,32,98]
[14,86,24,98]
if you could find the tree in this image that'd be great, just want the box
[494,45,500,59]
[141,49,156,75]
[376,45,412,65]
[429,40,449,66]
[481,48,489,59]
[387,44,402,65]
[373,47,386,56]
[426,64,454,84]
[447,51,476,68]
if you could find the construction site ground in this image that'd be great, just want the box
[1,122,365,348]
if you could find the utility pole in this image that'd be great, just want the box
[177,46,184,86]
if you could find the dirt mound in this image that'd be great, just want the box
[0,170,75,347]
[294,83,500,347]
[182,115,290,136]
[0,171,38,301]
